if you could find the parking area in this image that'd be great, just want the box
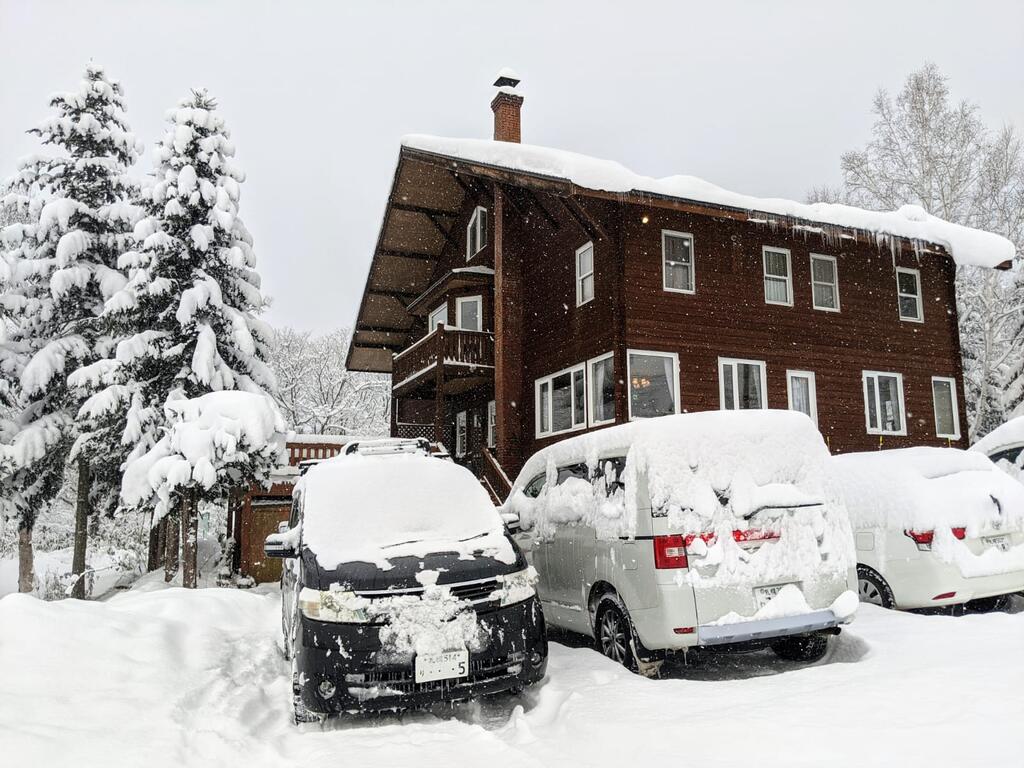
[2,583,1022,768]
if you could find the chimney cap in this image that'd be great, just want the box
[493,67,521,89]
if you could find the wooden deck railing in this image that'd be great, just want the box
[392,327,494,391]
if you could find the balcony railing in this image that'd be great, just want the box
[392,326,495,391]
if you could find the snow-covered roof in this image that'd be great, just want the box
[971,417,1024,456]
[402,135,1016,269]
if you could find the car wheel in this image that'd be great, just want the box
[770,633,829,663]
[595,596,636,670]
[966,595,1010,614]
[857,565,896,609]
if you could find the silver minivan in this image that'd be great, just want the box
[505,410,858,673]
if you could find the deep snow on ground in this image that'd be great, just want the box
[2,586,1022,768]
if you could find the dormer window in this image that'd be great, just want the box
[467,206,488,260]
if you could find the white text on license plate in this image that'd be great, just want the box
[985,535,1011,552]
[415,649,469,684]
[754,583,794,610]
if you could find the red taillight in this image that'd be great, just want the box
[682,529,780,548]
[933,592,957,601]
[673,626,696,635]
[683,531,716,547]
[904,530,934,550]
[951,527,966,540]
[654,535,688,569]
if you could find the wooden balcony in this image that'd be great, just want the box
[392,326,495,397]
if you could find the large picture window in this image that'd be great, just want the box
[589,352,615,426]
[466,206,488,260]
[810,254,840,311]
[627,350,679,420]
[719,358,767,410]
[576,241,595,306]
[896,267,923,322]
[662,230,695,293]
[536,364,586,437]
[863,371,906,435]
[763,246,793,306]
[932,376,960,440]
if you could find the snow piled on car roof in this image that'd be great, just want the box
[402,134,1015,269]
[298,453,513,570]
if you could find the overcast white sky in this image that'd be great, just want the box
[2,1,1022,333]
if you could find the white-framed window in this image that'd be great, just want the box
[466,206,487,260]
[535,364,587,437]
[627,350,680,420]
[763,246,793,306]
[863,371,906,436]
[932,376,961,440]
[576,241,595,307]
[719,358,767,410]
[896,267,923,322]
[428,303,447,333]
[786,370,818,425]
[455,295,482,331]
[662,230,695,294]
[455,411,467,457]
[810,254,840,312]
[487,400,496,449]
[588,352,615,426]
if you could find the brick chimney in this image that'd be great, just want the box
[490,68,523,143]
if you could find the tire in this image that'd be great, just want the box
[594,595,636,670]
[966,595,1010,614]
[857,565,896,609]
[291,663,326,725]
[770,633,829,663]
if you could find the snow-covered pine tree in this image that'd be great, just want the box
[0,64,140,596]
[98,90,275,586]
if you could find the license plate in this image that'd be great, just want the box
[414,649,469,684]
[984,535,1011,552]
[754,583,793,610]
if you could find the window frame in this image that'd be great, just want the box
[895,266,924,323]
[466,206,488,260]
[535,362,588,438]
[486,400,496,449]
[786,369,818,425]
[576,241,595,307]
[931,376,961,440]
[762,246,794,307]
[662,229,695,294]
[809,253,840,312]
[455,294,482,331]
[427,303,447,333]
[718,357,768,411]
[626,349,681,421]
[862,370,907,436]
[587,351,616,427]
[455,410,468,457]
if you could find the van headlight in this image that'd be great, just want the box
[298,587,371,623]
[498,567,538,606]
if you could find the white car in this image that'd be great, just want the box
[971,416,1024,482]
[504,410,858,672]
[832,447,1024,611]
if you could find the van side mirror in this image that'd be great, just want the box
[501,511,522,534]
[264,531,297,559]
[277,521,290,535]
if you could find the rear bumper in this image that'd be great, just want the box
[885,557,1024,609]
[697,610,840,646]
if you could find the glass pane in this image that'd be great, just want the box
[790,375,811,416]
[539,382,550,432]
[933,380,954,435]
[813,283,836,309]
[591,357,615,423]
[630,353,675,418]
[459,299,480,331]
[866,377,878,429]
[764,250,788,277]
[665,234,691,264]
[666,262,692,291]
[812,257,834,283]
[722,363,735,409]
[479,209,487,249]
[878,375,902,432]
[899,295,920,319]
[578,245,593,275]
[551,372,573,432]
[897,270,918,296]
[580,274,594,303]
[765,276,789,303]
[737,363,763,409]
[573,369,585,426]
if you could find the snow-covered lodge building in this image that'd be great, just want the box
[347,73,1015,501]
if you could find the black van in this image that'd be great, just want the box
[265,439,547,723]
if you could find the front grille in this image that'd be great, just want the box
[355,655,512,696]
[354,576,502,608]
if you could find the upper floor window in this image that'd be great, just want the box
[627,350,679,419]
[932,376,960,440]
[576,242,595,306]
[763,246,793,306]
[896,267,923,322]
[589,352,616,426]
[810,254,840,312]
[662,230,695,293]
[455,295,482,331]
[787,369,818,425]
[719,357,767,410]
[863,371,906,436]
[536,364,586,437]
[466,206,488,260]
[428,303,447,333]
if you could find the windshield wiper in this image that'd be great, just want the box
[459,531,491,543]
[743,502,824,521]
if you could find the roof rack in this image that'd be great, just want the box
[343,437,433,457]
